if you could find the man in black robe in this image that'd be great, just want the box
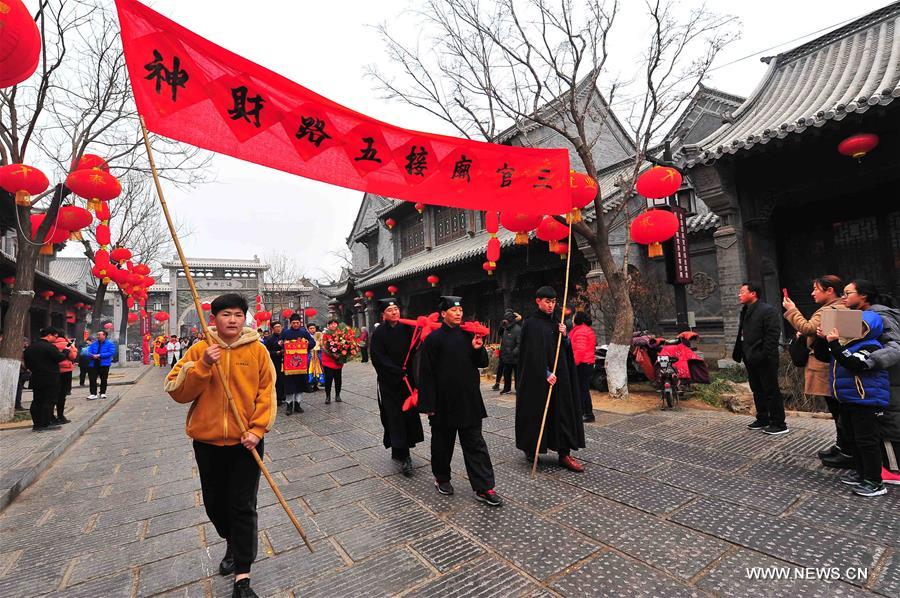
[370,298,424,476]
[418,296,502,506]
[281,313,315,415]
[515,286,586,472]
[263,322,286,405]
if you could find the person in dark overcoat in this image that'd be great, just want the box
[370,298,424,476]
[281,313,315,415]
[515,286,585,472]
[417,296,502,506]
[263,322,286,405]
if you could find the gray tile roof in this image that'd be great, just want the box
[358,228,523,288]
[160,257,269,269]
[685,3,900,165]
[47,257,93,285]
[685,211,719,233]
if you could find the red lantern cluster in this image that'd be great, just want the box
[0,163,49,207]
[0,0,42,88]
[304,307,317,318]
[153,311,170,322]
[281,308,293,319]
[254,310,272,324]
[110,247,132,263]
[630,209,679,258]
[636,166,682,199]
[500,212,542,245]
[426,274,440,288]
[127,312,139,324]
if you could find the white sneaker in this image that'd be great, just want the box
[87,395,98,400]
[100,394,108,399]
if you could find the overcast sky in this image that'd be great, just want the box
[62,0,889,280]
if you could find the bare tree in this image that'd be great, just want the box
[369,0,736,398]
[0,0,211,418]
[264,251,306,320]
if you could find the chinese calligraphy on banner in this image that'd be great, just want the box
[115,0,572,215]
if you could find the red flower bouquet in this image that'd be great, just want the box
[323,327,359,365]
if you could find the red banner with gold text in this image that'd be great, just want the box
[115,0,571,215]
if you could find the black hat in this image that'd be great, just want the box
[289,313,302,322]
[40,326,60,337]
[536,286,557,299]
[438,295,462,311]
[378,298,399,312]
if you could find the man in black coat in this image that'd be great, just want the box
[732,281,788,435]
[418,296,501,506]
[281,313,315,415]
[23,327,67,432]
[515,286,585,472]
[370,298,424,476]
[263,322,286,405]
[498,309,521,395]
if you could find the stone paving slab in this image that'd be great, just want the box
[1,363,895,597]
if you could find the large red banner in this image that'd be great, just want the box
[115,0,571,215]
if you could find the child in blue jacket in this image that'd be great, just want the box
[825,310,891,497]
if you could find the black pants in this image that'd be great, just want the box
[16,372,28,409]
[431,422,495,492]
[842,403,882,483]
[360,347,369,363]
[494,360,503,387]
[499,363,516,392]
[88,366,110,395]
[273,364,285,405]
[820,394,851,454]
[30,382,58,428]
[56,371,73,419]
[746,359,784,426]
[193,439,263,575]
[324,366,342,397]
[78,358,89,385]
[576,363,593,417]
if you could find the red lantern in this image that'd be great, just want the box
[838,133,879,159]
[555,241,569,260]
[39,290,54,300]
[73,154,109,172]
[66,168,122,212]
[486,236,501,266]
[110,247,132,263]
[254,310,271,323]
[500,212,542,245]
[201,301,211,311]
[1,276,15,285]
[482,261,496,276]
[569,170,598,223]
[153,311,170,322]
[0,0,41,88]
[536,216,569,252]
[485,211,500,236]
[55,294,67,303]
[133,263,151,276]
[385,217,396,230]
[0,164,49,206]
[630,209,679,258]
[426,274,440,288]
[56,205,93,241]
[30,214,70,255]
[364,290,375,299]
[103,322,114,330]
[304,307,317,318]
[95,200,111,221]
[414,202,425,214]
[95,223,111,247]
[387,285,398,296]
[66,310,76,324]
[127,312,139,324]
[636,166,682,199]
[280,308,293,319]
[74,302,84,310]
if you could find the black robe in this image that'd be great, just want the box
[263,332,286,403]
[515,309,585,454]
[281,326,315,395]
[417,323,489,428]
[370,321,424,450]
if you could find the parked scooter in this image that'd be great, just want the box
[656,352,681,409]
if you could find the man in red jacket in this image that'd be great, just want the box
[52,335,78,424]
[569,312,597,423]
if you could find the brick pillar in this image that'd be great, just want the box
[713,225,747,356]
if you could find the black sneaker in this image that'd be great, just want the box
[295,405,304,413]
[285,403,293,416]
[56,417,72,424]
[763,424,789,436]
[491,384,500,391]
[821,453,854,469]
[582,413,596,423]
[219,544,234,576]
[853,480,887,497]
[335,395,342,402]
[747,420,767,430]
[840,471,863,486]
[499,390,511,395]
[475,489,503,507]
[232,578,258,598]
[325,394,331,405]
[817,445,840,459]
[435,480,454,495]
[401,457,413,477]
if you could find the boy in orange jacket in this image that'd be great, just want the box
[165,293,275,598]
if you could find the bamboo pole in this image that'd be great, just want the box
[531,218,575,479]
[140,117,313,552]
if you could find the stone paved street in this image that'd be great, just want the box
[0,363,897,597]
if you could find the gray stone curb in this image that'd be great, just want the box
[0,366,152,513]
